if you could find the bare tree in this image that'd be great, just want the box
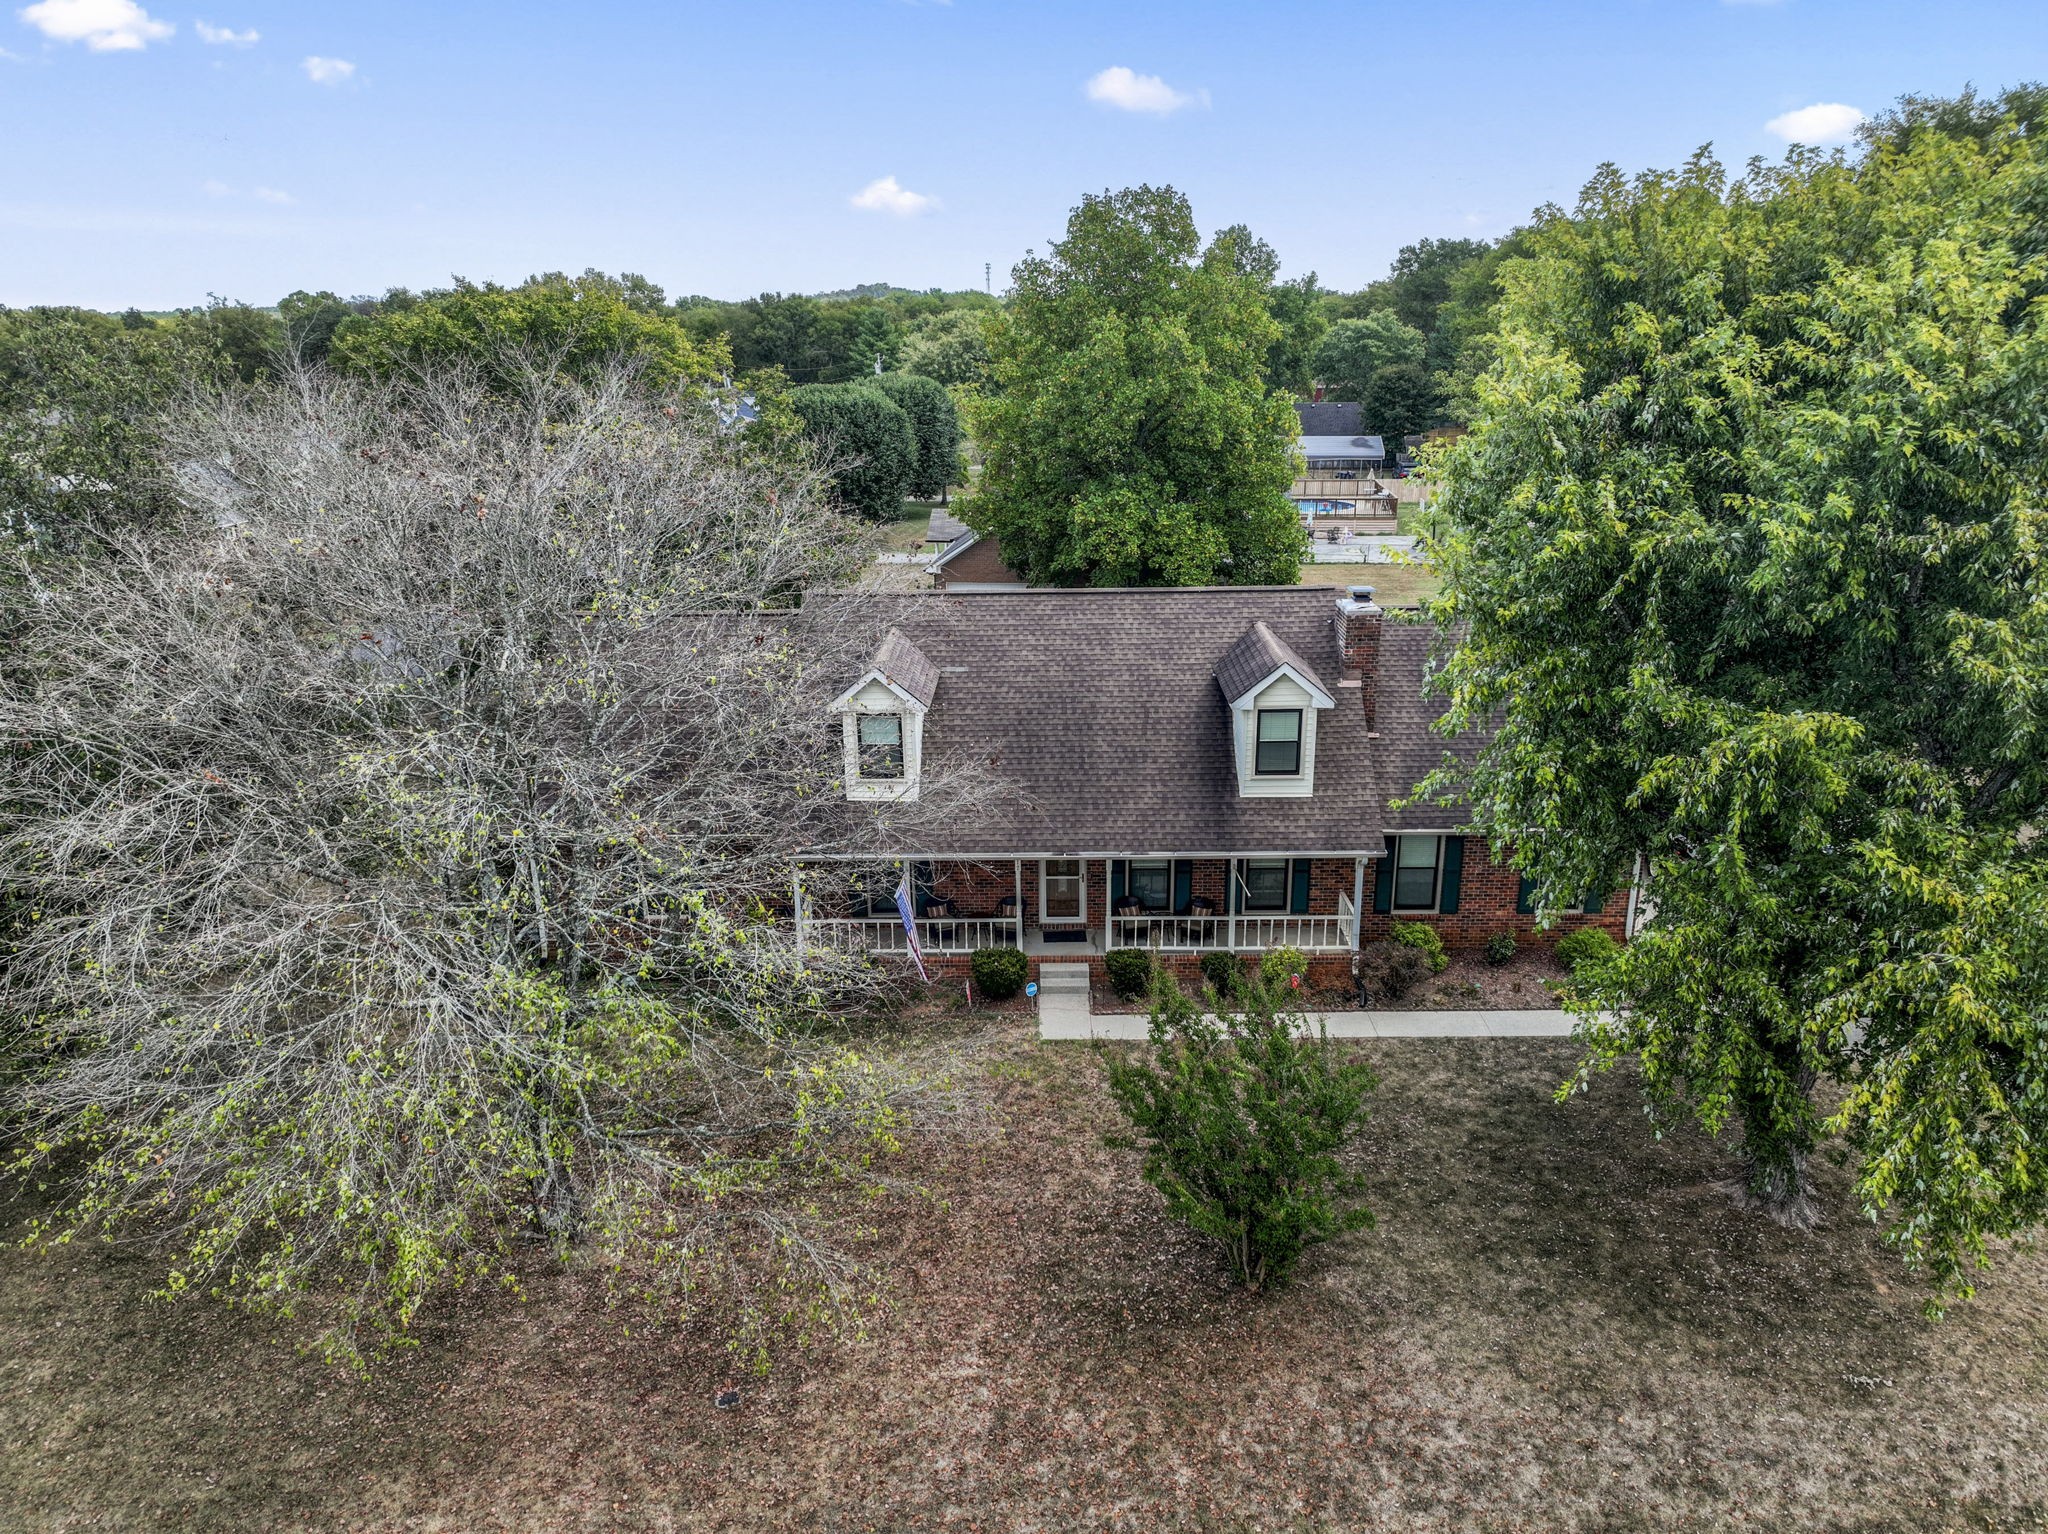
[0,359,994,1365]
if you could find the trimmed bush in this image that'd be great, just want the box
[1258,945,1310,992]
[970,945,1028,1002]
[789,383,916,520]
[1099,975,1379,1290]
[1199,949,1239,997]
[1483,931,1518,967]
[1105,948,1154,1001]
[1390,920,1449,974]
[1357,939,1429,1002]
[1553,927,1620,976]
[872,372,962,500]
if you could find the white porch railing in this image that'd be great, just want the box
[1108,895,1355,953]
[807,916,1020,956]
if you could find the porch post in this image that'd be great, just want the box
[1226,858,1237,952]
[1013,857,1024,947]
[792,862,806,954]
[1351,856,1366,950]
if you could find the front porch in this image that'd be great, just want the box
[795,855,1368,961]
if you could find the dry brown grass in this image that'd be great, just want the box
[4,1023,2045,1532]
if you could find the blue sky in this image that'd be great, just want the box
[2,0,2045,309]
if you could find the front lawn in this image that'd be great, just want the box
[3,1022,2043,1531]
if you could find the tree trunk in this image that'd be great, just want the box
[1726,1073,1823,1231]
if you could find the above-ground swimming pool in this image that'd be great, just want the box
[1295,500,1357,515]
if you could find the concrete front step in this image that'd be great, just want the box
[1035,962,1092,994]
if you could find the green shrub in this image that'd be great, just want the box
[1258,945,1310,991]
[789,383,916,520]
[1104,948,1154,1001]
[1199,949,1239,997]
[1099,976,1379,1289]
[1357,939,1429,1002]
[1483,931,1518,967]
[970,945,1028,1001]
[1553,927,1619,976]
[1390,920,1448,974]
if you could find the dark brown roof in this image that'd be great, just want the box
[869,627,938,707]
[1214,620,1323,706]
[860,587,1387,856]
[1375,619,1485,831]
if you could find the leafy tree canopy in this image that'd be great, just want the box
[1311,311,1426,402]
[1423,96,2048,1300]
[789,382,917,519]
[963,185,1305,586]
[871,372,961,500]
[898,309,992,389]
[329,272,728,392]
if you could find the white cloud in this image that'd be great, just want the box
[194,20,256,45]
[18,0,173,51]
[301,53,353,84]
[251,185,293,205]
[1765,101,1866,144]
[849,175,936,216]
[1085,65,1206,116]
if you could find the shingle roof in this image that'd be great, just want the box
[870,627,939,707]
[1296,401,1363,436]
[854,587,1388,856]
[926,508,969,544]
[1374,620,1486,831]
[1214,620,1323,706]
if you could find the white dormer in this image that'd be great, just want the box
[1215,621,1337,799]
[829,628,937,802]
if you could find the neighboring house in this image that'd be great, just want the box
[925,508,970,549]
[792,584,1628,989]
[928,530,1028,592]
[1293,401,1396,531]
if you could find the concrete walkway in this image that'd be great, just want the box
[1033,963,1577,1042]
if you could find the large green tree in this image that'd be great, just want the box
[872,372,962,501]
[898,309,992,389]
[789,382,917,519]
[329,272,727,391]
[1423,99,2048,1300]
[964,186,1305,586]
[1311,311,1427,403]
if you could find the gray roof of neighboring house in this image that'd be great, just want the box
[1296,401,1364,436]
[926,508,970,544]
[855,587,1390,855]
[869,627,939,707]
[1213,619,1323,707]
[1299,434,1387,460]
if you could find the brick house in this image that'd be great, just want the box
[794,584,1630,989]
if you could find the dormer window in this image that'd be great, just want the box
[1215,621,1336,800]
[858,714,904,779]
[1254,709,1303,776]
[830,628,937,803]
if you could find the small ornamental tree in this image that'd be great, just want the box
[1100,976,1378,1289]
[789,382,917,520]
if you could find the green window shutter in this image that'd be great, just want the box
[1289,859,1312,915]
[1110,860,1127,904]
[1372,851,1394,914]
[1583,890,1605,915]
[1172,859,1193,914]
[1516,877,1535,916]
[1439,837,1464,915]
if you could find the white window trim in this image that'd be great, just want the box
[1040,858,1088,925]
[832,672,925,803]
[1390,834,1445,915]
[1230,669,1333,800]
[1127,858,1172,913]
[1239,857,1291,914]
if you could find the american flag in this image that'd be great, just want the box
[894,871,929,982]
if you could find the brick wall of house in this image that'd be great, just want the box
[930,538,1024,590]
[1354,836,1629,952]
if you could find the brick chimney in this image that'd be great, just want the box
[1336,585,1383,730]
